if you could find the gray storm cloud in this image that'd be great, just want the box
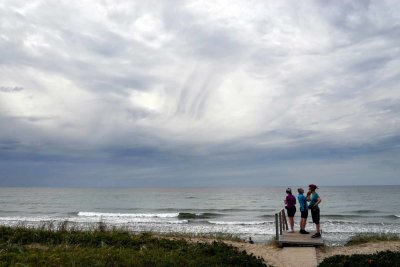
[0,0,399,186]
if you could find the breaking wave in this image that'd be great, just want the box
[208,221,266,225]
[78,212,179,218]
[178,212,222,219]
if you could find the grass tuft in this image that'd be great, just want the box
[157,232,244,242]
[345,233,400,246]
[267,236,280,248]
[318,250,400,267]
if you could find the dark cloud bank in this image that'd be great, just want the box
[0,1,399,186]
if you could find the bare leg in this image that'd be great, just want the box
[300,218,306,230]
[288,217,294,231]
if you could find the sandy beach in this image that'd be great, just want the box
[315,241,400,263]
[237,241,400,266]
[175,236,400,266]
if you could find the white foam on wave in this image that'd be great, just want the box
[162,220,188,224]
[0,216,54,222]
[208,221,266,225]
[395,215,400,218]
[321,220,400,234]
[0,216,189,226]
[78,212,179,218]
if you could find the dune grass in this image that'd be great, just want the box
[318,233,400,267]
[345,233,400,246]
[0,224,268,267]
[318,250,400,267]
[158,232,244,242]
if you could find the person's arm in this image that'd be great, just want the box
[316,197,321,206]
[308,194,316,208]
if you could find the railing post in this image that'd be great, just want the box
[282,209,288,231]
[275,213,279,241]
[279,210,283,235]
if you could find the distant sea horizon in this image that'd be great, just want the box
[1,185,399,246]
[2,184,399,189]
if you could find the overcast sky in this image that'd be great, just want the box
[0,0,399,187]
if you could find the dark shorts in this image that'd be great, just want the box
[311,207,320,224]
[286,206,296,217]
[300,209,308,219]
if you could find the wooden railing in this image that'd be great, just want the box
[274,208,288,240]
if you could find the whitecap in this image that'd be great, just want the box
[77,212,179,218]
[208,221,265,225]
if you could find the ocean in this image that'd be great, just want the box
[0,186,399,246]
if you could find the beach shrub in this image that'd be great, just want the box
[0,226,268,267]
[345,233,400,246]
[318,250,400,267]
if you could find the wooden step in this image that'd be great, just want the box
[278,230,324,247]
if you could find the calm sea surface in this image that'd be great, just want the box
[0,186,399,245]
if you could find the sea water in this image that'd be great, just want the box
[0,186,399,246]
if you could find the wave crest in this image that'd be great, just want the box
[208,221,266,225]
[178,212,221,219]
[77,212,179,218]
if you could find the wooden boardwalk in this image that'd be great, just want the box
[275,209,324,247]
[279,230,324,247]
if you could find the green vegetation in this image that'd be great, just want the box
[157,232,244,242]
[266,236,279,248]
[0,225,268,267]
[345,233,400,246]
[319,233,400,267]
[318,250,400,267]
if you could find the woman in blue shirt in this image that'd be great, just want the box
[307,184,322,238]
[297,188,309,234]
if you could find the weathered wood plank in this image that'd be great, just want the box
[278,231,324,246]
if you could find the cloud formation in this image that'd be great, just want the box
[0,0,399,186]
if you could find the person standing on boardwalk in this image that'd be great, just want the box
[297,188,309,234]
[284,188,296,233]
[307,184,322,238]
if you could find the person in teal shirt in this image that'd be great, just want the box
[307,184,322,238]
[297,188,309,234]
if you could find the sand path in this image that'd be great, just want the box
[180,238,400,266]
